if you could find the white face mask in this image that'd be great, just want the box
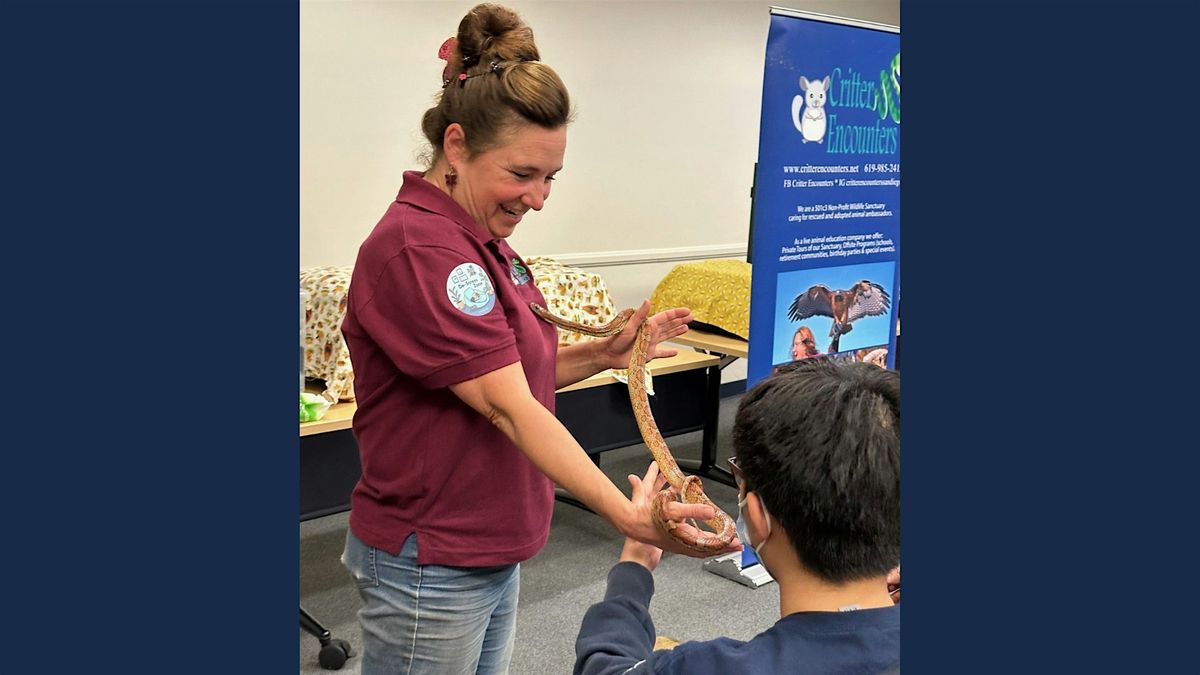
[737,492,772,561]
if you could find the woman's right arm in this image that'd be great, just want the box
[448,362,735,557]
[450,361,633,530]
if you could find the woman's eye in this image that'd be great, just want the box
[511,171,530,179]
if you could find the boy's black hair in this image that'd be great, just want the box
[733,359,899,583]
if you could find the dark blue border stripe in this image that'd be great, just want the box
[903,0,1199,672]
[4,0,1198,672]
[1,1,299,673]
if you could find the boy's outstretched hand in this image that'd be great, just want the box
[619,536,663,572]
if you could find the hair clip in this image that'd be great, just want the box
[451,61,506,88]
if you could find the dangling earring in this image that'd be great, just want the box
[445,166,458,193]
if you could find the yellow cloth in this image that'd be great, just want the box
[650,260,751,339]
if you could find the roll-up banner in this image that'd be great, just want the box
[747,8,900,387]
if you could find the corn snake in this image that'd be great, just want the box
[530,303,737,554]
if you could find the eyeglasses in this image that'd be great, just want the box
[727,456,747,494]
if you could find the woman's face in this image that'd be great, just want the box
[454,123,566,239]
[791,329,816,360]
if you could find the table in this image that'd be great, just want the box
[669,328,749,368]
[299,349,726,521]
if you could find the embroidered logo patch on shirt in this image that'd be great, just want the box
[510,257,530,286]
[446,262,496,316]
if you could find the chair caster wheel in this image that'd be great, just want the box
[318,639,353,670]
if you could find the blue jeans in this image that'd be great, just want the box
[341,530,520,675]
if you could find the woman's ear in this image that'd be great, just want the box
[443,123,467,166]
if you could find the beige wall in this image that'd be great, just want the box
[301,0,899,380]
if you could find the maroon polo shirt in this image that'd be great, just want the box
[341,171,559,566]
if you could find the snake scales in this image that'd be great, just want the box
[531,303,737,554]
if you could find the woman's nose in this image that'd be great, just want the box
[523,184,547,211]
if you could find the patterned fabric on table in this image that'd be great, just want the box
[526,256,653,394]
[300,266,356,402]
[526,256,618,345]
[649,259,751,339]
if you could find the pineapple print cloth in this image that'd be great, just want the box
[526,256,619,345]
[526,256,653,394]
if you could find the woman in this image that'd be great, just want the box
[791,325,821,361]
[339,5,735,673]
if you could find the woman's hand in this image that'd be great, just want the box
[621,462,741,559]
[602,301,693,370]
[618,466,666,571]
[887,566,900,603]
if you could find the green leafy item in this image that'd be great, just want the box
[300,392,332,422]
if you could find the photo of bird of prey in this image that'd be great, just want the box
[787,280,892,339]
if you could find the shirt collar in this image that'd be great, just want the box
[396,170,496,245]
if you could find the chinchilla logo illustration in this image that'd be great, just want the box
[792,75,830,144]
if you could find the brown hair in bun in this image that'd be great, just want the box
[422,3,573,162]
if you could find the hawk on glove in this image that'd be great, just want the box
[787,280,891,338]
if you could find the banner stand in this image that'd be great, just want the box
[703,550,776,588]
[745,6,901,388]
[706,6,900,581]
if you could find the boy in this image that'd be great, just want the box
[574,359,900,674]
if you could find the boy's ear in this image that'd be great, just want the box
[745,492,772,542]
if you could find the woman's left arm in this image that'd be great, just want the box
[554,301,693,389]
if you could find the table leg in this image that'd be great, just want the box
[675,363,736,488]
